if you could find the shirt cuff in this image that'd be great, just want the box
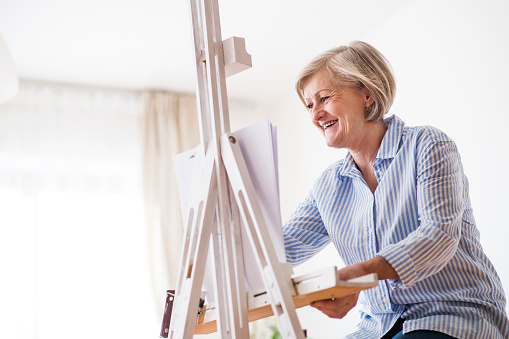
[378,244,418,287]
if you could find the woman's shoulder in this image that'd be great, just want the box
[403,122,455,147]
[323,159,344,175]
[400,123,460,164]
[313,160,344,186]
[305,160,346,202]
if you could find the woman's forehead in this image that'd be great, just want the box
[303,71,335,98]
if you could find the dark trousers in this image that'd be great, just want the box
[381,318,455,339]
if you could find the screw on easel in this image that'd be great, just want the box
[229,136,237,144]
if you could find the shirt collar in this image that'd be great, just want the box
[338,114,405,180]
[376,114,405,160]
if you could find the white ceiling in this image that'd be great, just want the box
[0,0,414,102]
[2,0,509,107]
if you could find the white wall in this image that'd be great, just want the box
[236,1,509,338]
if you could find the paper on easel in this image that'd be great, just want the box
[173,120,285,302]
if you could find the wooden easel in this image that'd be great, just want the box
[167,1,378,338]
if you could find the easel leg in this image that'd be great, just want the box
[226,185,250,331]
[221,134,305,339]
[210,160,250,338]
[169,156,218,339]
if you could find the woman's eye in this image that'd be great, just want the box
[306,103,314,110]
[320,96,330,103]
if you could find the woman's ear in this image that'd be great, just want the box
[362,88,374,108]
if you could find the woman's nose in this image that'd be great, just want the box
[310,106,326,122]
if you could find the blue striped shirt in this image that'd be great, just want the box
[283,115,509,338]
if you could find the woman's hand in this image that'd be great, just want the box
[309,264,364,318]
[310,292,360,319]
[309,256,398,319]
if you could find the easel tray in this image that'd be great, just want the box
[194,266,378,334]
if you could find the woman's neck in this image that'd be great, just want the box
[349,119,388,169]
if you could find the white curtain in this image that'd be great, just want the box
[0,81,157,339]
[142,91,199,317]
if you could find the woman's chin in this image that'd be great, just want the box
[325,138,341,149]
[324,131,342,148]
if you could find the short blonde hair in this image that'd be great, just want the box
[295,41,396,121]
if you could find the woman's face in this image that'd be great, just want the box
[302,70,374,150]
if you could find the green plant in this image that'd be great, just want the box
[269,324,282,339]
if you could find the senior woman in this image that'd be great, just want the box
[283,41,509,339]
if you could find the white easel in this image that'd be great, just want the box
[168,0,304,338]
[167,1,378,338]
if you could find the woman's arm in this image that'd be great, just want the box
[283,192,331,265]
[339,255,398,281]
[378,136,465,287]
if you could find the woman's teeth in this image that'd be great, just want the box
[324,120,338,129]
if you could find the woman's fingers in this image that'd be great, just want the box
[310,292,360,319]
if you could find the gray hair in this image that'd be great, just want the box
[295,41,396,121]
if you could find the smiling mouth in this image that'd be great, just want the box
[324,120,338,129]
